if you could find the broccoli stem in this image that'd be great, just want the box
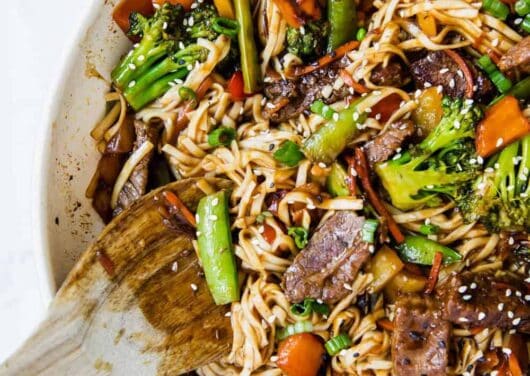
[234,0,261,93]
[517,135,530,196]
[113,45,170,90]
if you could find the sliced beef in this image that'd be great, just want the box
[370,61,409,87]
[114,120,159,216]
[437,272,530,333]
[498,36,530,73]
[392,294,450,376]
[264,58,351,123]
[283,211,371,304]
[410,50,495,103]
[364,120,415,167]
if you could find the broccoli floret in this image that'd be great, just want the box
[375,97,483,211]
[111,3,240,110]
[286,20,329,60]
[460,134,530,231]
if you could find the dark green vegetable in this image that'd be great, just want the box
[326,162,350,197]
[303,99,367,164]
[310,100,337,120]
[516,0,530,16]
[376,97,483,210]
[277,321,313,341]
[356,27,367,41]
[196,191,240,305]
[208,126,237,147]
[459,134,530,231]
[234,0,261,93]
[482,0,510,20]
[274,141,305,167]
[327,0,357,51]
[212,17,240,38]
[288,227,309,249]
[286,20,329,60]
[476,55,512,93]
[397,235,462,265]
[290,298,330,317]
[419,223,440,235]
[325,333,352,355]
[361,219,379,243]
[509,76,530,99]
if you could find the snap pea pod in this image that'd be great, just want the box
[327,0,358,52]
[196,191,240,305]
[397,235,462,265]
[326,162,350,197]
[303,100,367,164]
[234,0,261,93]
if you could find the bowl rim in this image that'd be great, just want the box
[32,0,105,306]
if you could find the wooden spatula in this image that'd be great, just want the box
[2,178,233,375]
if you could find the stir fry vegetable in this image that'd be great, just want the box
[366,246,404,293]
[482,0,510,20]
[278,321,314,341]
[326,162,350,197]
[274,141,305,167]
[208,126,237,147]
[361,219,379,243]
[196,191,240,305]
[112,0,153,34]
[277,333,325,376]
[291,298,330,317]
[326,0,357,52]
[477,55,512,93]
[397,235,462,265]
[325,333,352,355]
[234,0,261,93]
[384,271,427,302]
[288,227,310,249]
[475,95,530,158]
[304,99,367,164]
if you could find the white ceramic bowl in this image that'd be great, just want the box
[34,0,131,303]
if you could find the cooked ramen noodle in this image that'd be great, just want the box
[88,0,530,374]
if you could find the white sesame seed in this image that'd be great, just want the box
[525,295,530,301]
[270,355,279,362]
[211,198,219,206]
[502,348,512,355]
[436,85,443,94]
[449,79,455,88]
[171,261,178,272]
[457,70,464,78]
[470,283,477,289]
[369,245,375,253]
[343,283,352,290]
[365,107,372,113]
[463,294,472,301]
[513,317,521,325]
[187,64,194,71]
[318,162,327,168]
[225,312,231,317]
[424,82,432,88]
[375,113,381,120]
[459,317,469,322]
[163,21,168,30]
[458,286,468,293]
[190,283,198,291]
[353,112,360,121]
[498,303,504,311]
[496,138,504,147]
[332,113,339,121]
[478,312,486,320]
[506,289,512,297]
[209,214,218,221]
[196,231,201,237]
[508,311,514,319]
[128,63,136,70]
[492,38,499,47]
[439,68,449,74]
[515,17,523,25]
[477,156,484,164]
[516,290,522,297]
[128,80,136,88]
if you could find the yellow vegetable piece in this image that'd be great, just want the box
[366,246,404,293]
[214,0,235,18]
[417,12,437,37]
[384,270,427,303]
[412,87,443,136]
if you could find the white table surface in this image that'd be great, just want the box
[3,0,92,362]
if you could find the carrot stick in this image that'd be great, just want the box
[377,318,394,331]
[340,69,369,94]
[444,49,474,99]
[162,190,197,227]
[354,148,405,244]
[295,40,360,76]
[277,333,325,376]
[424,251,442,294]
[509,352,524,376]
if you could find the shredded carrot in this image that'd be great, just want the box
[354,148,405,244]
[476,96,530,158]
[469,326,486,335]
[295,40,360,76]
[509,353,524,376]
[162,190,197,227]
[339,69,369,94]
[267,98,290,115]
[271,0,304,27]
[377,318,394,331]
[444,49,474,99]
[424,251,443,294]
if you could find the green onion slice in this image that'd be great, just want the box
[516,0,530,16]
[212,17,240,39]
[277,321,313,341]
[361,219,379,243]
[288,226,309,249]
[179,86,197,108]
[273,140,304,167]
[419,223,440,235]
[482,0,510,20]
[356,27,367,41]
[310,100,336,120]
[325,333,353,355]
[523,14,530,33]
[290,298,330,317]
[208,126,236,147]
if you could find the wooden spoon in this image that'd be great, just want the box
[2,178,233,375]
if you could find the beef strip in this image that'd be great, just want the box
[370,60,410,87]
[437,271,530,333]
[264,58,408,122]
[114,120,159,216]
[363,119,415,167]
[498,36,530,73]
[392,294,450,376]
[410,50,495,103]
[283,211,371,304]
